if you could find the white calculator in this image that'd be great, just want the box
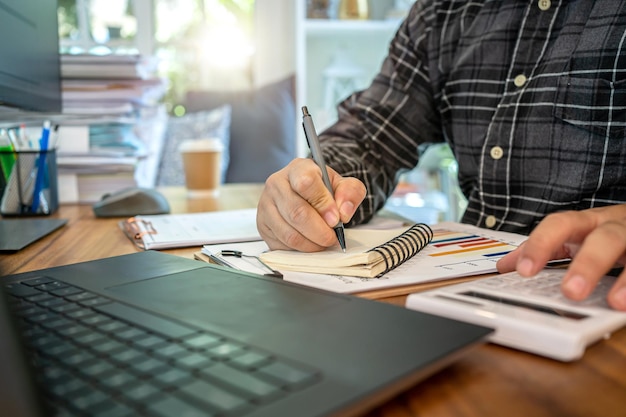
[406,269,626,361]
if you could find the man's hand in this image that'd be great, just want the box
[256,158,367,252]
[497,205,626,310]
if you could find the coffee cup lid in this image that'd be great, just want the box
[179,138,224,152]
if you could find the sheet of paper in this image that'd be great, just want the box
[202,241,271,275]
[202,221,528,294]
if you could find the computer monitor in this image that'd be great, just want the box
[0,0,61,116]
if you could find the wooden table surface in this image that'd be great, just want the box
[2,183,626,417]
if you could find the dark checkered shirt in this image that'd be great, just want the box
[320,0,626,235]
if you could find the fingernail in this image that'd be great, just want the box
[612,287,626,310]
[324,211,339,227]
[563,275,588,298]
[517,258,534,276]
[340,201,354,217]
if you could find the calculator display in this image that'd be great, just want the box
[461,291,589,320]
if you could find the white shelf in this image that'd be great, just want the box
[304,18,402,36]
[295,1,403,156]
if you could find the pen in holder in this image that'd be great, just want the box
[0,149,59,216]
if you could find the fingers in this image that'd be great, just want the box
[512,211,590,277]
[286,162,342,228]
[561,220,626,308]
[257,160,332,251]
[498,205,626,310]
[608,268,626,310]
[326,166,367,224]
[256,158,366,252]
[495,241,526,273]
[257,189,326,252]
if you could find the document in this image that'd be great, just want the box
[198,221,528,297]
[120,208,261,250]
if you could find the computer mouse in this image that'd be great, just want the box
[92,187,171,218]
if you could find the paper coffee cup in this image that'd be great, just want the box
[179,138,224,197]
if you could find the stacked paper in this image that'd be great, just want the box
[55,53,168,203]
[60,54,166,116]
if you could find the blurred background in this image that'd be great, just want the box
[54,0,466,223]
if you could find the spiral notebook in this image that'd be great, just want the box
[259,223,433,278]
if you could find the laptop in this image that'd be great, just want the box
[1,251,492,417]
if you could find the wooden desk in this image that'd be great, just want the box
[0,184,263,276]
[2,183,626,417]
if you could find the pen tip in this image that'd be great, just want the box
[335,226,347,253]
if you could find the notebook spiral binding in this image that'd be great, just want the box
[368,223,434,278]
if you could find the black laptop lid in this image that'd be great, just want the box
[1,251,493,417]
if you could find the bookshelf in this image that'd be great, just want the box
[294,0,404,155]
[294,2,465,223]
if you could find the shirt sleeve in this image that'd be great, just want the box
[319,2,444,226]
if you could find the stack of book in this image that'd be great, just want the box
[60,54,164,115]
[56,54,168,204]
[57,152,139,204]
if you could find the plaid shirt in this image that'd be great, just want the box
[320,0,626,235]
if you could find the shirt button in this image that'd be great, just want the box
[514,74,527,87]
[490,146,504,160]
[538,0,551,11]
[485,215,497,228]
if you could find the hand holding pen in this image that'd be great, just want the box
[301,106,347,252]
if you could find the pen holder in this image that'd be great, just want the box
[0,149,59,216]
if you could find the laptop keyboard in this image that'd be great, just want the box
[6,277,320,417]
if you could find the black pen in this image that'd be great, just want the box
[301,106,347,252]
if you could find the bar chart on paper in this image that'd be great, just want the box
[238,221,530,295]
[424,226,522,276]
[349,221,531,293]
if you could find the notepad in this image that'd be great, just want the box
[259,223,433,278]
